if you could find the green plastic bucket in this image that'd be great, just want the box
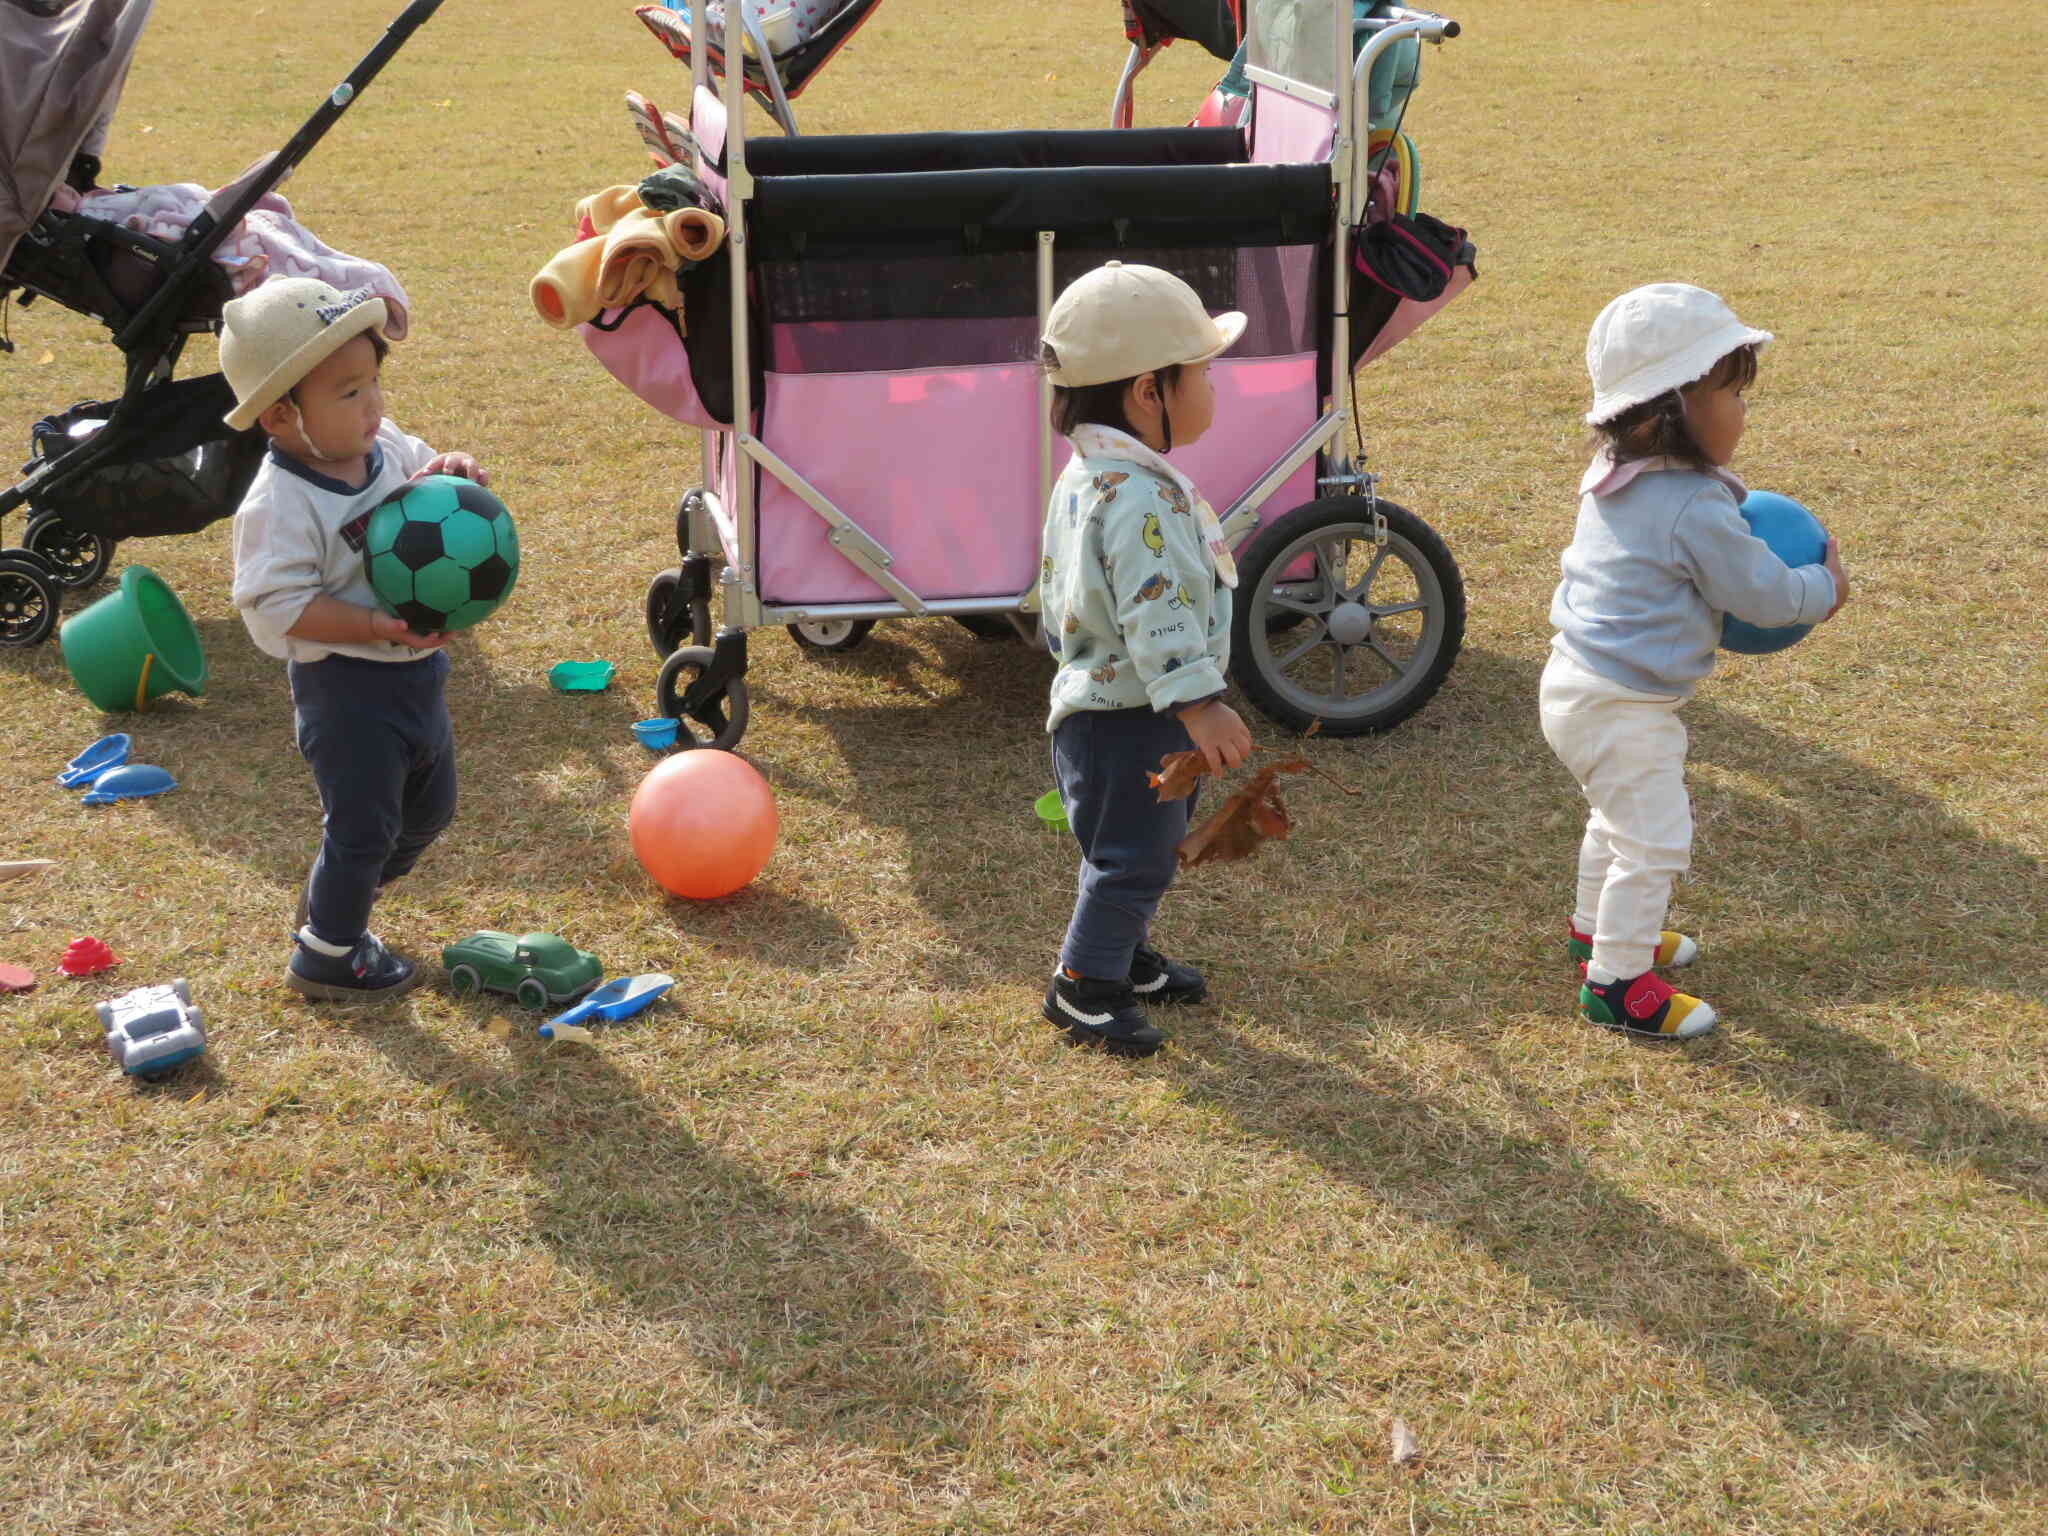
[59,565,207,713]
[1034,787,1069,834]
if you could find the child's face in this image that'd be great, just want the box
[1162,361,1216,448]
[282,332,385,465]
[1682,374,1747,466]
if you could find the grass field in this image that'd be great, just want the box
[6,1,2048,1530]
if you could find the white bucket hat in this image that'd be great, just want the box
[1584,282,1771,426]
[220,278,389,430]
[1042,261,1246,388]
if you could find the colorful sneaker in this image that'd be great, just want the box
[1043,968,1168,1057]
[1567,922,1698,971]
[1579,971,1717,1041]
[287,928,420,1002]
[1129,943,1207,1006]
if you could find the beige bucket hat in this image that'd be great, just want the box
[1042,261,1246,388]
[1584,282,1771,426]
[220,278,389,430]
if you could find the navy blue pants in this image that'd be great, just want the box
[289,651,457,946]
[1052,706,1199,980]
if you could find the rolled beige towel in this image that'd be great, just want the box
[663,206,726,263]
[531,237,605,328]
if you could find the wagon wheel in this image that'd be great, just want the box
[655,643,750,751]
[787,618,874,653]
[515,977,550,1011]
[23,514,113,590]
[1229,497,1464,736]
[448,964,482,995]
[645,568,710,658]
[0,556,60,648]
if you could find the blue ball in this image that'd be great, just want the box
[1720,490,1828,656]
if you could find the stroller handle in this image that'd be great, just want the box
[112,0,447,355]
[1363,6,1459,40]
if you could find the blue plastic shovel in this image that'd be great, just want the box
[56,733,132,788]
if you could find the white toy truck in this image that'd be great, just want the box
[99,980,206,1077]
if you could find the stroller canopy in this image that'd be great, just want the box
[1122,0,1242,63]
[1,0,155,271]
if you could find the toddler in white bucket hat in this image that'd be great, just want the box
[1539,281,1849,1044]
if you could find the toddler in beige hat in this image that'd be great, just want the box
[222,276,490,1002]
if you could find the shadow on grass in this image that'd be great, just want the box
[339,1008,979,1452]
[1171,1024,2048,1491]
[1454,647,2048,1204]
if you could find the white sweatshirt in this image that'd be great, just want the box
[230,419,437,663]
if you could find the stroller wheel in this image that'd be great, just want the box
[655,644,750,751]
[1229,497,1464,736]
[24,513,113,590]
[645,568,710,657]
[787,618,873,653]
[0,555,60,648]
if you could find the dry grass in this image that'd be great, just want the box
[6,0,2048,1530]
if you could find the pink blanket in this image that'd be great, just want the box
[57,180,413,339]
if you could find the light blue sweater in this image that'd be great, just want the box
[1549,456,1836,697]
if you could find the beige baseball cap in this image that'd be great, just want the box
[220,278,389,430]
[1042,261,1246,388]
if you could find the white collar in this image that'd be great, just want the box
[1580,451,1747,500]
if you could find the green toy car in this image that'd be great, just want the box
[441,930,603,1010]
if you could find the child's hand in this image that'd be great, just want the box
[1178,699,1252,776]
[1823,536,1850,619]
[368,610,449,651]
[417,453,489,486]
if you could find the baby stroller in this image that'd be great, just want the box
[0,0,446,648]
[582,0,1475,750]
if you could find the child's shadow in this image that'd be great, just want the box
[1168,1023,2048,1491]
[338,1009,977,1450]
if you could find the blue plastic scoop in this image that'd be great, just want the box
[57,732,132,788]
[80,763,176,805]
[537,973,676,1038]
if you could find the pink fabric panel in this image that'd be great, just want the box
[1250,84,1335,166]
[1163,353,1318,535]
[755,366,1043,605]
[578,303,723,429]
[693,85,729,207]
[1358,265,1474,368]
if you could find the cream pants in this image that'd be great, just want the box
[1539,650,1692,982]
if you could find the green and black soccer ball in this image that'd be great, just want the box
[363,475,519,634]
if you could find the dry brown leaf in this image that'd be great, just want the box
[1147,748,1209,802]
[1176,758,1307,868]
[484,1015,514,1041]
[547,1024,596,1045]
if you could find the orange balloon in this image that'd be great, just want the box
[628,749,779,899]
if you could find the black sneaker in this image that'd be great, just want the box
[1042,968,1169,1057]
[287,930,421,1002]
[1130,943,1207,1006]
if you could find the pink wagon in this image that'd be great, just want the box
[586,0,1474,750]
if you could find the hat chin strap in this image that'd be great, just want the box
[286,402,342,466]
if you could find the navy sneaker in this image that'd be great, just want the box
[1129,943,1207,1006]
[287,929,420,1002]
[1043,968,1169,1057]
